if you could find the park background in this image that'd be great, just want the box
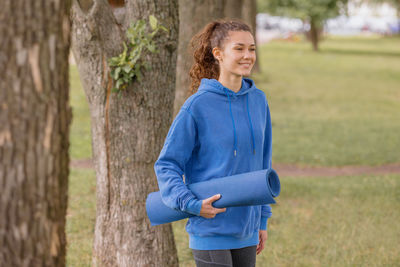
[66,2,400,266]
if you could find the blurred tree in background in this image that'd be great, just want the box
[257,0,348,51]
[174,0,227,117]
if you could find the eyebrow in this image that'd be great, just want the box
[233,43,256,46]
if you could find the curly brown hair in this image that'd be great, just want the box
[188,19,253,96]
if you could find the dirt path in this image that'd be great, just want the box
[70,159,400,177]
[273,163,400,177]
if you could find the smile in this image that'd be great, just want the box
[239,63,251,68]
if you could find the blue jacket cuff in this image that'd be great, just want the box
[260,216,268,230]
[183,198,202,216]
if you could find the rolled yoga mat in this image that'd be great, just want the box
[146,168,281,226]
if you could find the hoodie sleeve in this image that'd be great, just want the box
[154,108,203,216]
[260,101,273,230]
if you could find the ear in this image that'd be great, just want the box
[212,47,220,60]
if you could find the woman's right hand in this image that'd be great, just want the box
[199,194,226,218]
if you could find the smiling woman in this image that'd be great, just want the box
[212,30,257,90]
[188,20,259,95]
[154,19,275,267]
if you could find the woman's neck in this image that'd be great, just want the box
[218,72,242,93]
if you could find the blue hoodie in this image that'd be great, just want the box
[154,77,273,250]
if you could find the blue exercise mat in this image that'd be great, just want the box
[146,168,280,226]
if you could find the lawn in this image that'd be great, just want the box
[67,36,400,266]
[67,169,400,266]
[253,35,400,166]
[69,67,92,160]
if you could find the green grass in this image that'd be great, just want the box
[69,66,92,159]
[253,36,400,166]
[66,168,400,266]
[256,174,400,266]
[66,169,96,267]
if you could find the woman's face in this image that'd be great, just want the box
[213,30,256,77]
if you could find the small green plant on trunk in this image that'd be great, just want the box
[108,15,168,96]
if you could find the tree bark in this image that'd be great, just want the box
[174,0,226,117]
[309,18,319,51]
[224,0,244,19]
[242,0,260,73]
[70,0,180,266]
[0,0,71,266]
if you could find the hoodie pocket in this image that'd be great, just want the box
[186,206,258,238]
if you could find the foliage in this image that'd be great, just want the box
[108,15,168,96]
[257,0,348,27]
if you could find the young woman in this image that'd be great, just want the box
[154,19,273,267]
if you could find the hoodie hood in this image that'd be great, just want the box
[197,77,257,157]
[198,77,256,96]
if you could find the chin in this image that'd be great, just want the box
[241,70,252,77]
[232,68,252,77]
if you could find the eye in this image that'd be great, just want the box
[235,47,256,51]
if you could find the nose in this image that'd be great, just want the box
[243,49,253,60]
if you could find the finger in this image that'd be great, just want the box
[205,194,221,203]
[214,207,226,214]
[210,194,222,203]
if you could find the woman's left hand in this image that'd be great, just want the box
[256,230,268,255]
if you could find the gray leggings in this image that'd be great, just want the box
[191,245,257,267]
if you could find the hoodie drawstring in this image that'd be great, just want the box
[224,88,256,156]
[224,89,238,156]
[246,94,256,155]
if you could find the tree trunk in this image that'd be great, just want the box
[224,0,244,19]
[174,0,226,117]
[309,18,319,51]
[0,0,71,266]
[70,0,180,266]
[242,0,260,73]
